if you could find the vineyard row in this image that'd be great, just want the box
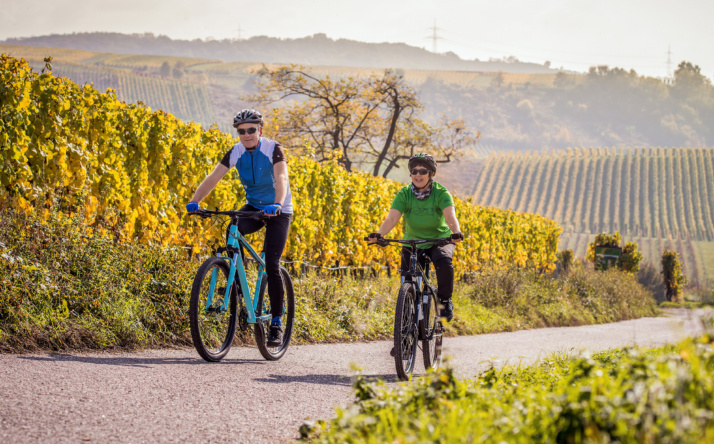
[473,147,714,242]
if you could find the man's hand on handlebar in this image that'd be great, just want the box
[451,232,464,244]
[186,201,200,213]
[263,203,282,217]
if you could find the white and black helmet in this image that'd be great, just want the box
[232,109,264,128]
[408,153,437,173]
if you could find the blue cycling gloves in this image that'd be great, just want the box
[187,201,283,214]
[264,203,282,215]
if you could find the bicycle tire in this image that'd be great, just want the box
[394,282,419,380]
[420,285,443,371]
[254,266,295,361]
[189,257,238,362]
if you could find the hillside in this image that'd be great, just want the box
[3,39,712,159]
[0,42,580,139]
[472,147,714,284]
[3,32,558,74]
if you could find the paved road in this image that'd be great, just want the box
[0,309,705,443]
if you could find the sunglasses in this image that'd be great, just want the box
[410,168,430,176]
[237,127,259,135]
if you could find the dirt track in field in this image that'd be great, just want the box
[0,309,706,443]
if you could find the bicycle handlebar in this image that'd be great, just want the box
[188,209,266,220]
[363,236,453,247]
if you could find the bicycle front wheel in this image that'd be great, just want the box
[394,283,419,380]
[189,257,238,362]
[420,285,443,371]
[254,266,295,361]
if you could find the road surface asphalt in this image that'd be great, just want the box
[0,308,706,443]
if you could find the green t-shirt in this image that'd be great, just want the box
[390,181,455,248]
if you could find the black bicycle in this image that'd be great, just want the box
[366,236,451,380]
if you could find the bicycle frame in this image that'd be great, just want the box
[367,236,450,334]
[401,248,433,324]
[366,236,449,379]
[207,216,271,324]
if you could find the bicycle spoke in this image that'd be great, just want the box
[189,258,237,362]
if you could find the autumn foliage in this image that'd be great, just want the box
[1,54,561,275]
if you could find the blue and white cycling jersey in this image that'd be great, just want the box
[220,138,293,214]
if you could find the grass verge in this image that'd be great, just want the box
[1,208,657,352]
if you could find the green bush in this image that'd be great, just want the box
[620,241,643,274]
[0,207,195,351]
[662,249,687,302]
[0,207,658,352]
[461,266,657,332]
[301,334,714,443]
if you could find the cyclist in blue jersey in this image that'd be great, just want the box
[186,109,292,347]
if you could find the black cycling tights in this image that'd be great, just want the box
[400,244,455,302]
[237,205,292,318]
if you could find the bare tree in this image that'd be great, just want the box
[248,65,478,177]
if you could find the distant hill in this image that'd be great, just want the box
[4,41,711,156]
[3,32,559,74]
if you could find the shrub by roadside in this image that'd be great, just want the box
[447,266,658,336]
[0,209,195,352]
[1,208,658,352]
[300,330,714,443]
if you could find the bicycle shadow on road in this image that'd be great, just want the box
[19,354,267,368]
[254,373,401,386]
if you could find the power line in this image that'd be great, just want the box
[666,45,673,78]
[425,19,443,53]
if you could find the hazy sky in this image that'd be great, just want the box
[2,0,712,79]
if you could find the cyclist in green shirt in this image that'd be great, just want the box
[368,153,463,321]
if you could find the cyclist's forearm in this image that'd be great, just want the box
[443,206,461,234]
[377,209,402,235]
[190,182,214,204]
[273,161,288,205]
[190,164,228,203]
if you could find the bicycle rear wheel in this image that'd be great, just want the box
[254,266,295,361]
[394,282,419,380]
[189,257,238,362]
[420,285,443,371]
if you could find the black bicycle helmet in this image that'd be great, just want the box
[232,109,264,128]
[408,153,437,173]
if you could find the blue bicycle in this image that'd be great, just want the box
[188,209,294,362]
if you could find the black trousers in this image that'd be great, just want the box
[237,205,292,318]
[400,243,455,302]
